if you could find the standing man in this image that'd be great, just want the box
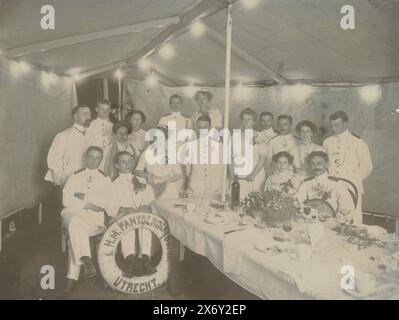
[323,111,373,224]
[185,115,226,200]
[255,111,277,145]
[45,105,91,186]
[159,94,193,193]
[268,114,300,170]
[86,99,114,150]
[61,146,111,293]
[159,94,193,137]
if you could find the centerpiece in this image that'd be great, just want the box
[241,188,296,229]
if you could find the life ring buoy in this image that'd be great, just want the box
[98,212,170,294]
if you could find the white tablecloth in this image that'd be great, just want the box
[152,199,396,300]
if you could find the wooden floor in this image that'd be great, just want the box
[0,194,258,300]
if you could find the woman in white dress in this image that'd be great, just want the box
[295,120,324,178]
[233,108,267,198]
[126,110,149,159]
[191,89,223,132]
[135,126,182,200]
[264,151,301,195]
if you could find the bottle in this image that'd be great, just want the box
[231,175,240,210]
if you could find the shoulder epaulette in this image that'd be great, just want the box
[328,176,340,182]
[98,169,107,177]
[351,132,362,139]
[304,176,314,182]
[74,168,85,174]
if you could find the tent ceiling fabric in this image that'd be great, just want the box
[26,29,160,74]
[0,0,200,46]
[0,0,398,84]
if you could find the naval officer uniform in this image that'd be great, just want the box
[61,167,111,281]
[86,117,114,150]
[45,123,88,186]
[323,129,372,224]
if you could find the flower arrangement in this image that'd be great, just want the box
[241,189,296,227]
[132,176,147,194]
[241,189,295,212]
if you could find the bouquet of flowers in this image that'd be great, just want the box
[132,176,147,194]
[241,189,296,227]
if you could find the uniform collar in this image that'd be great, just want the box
[263,127,274,135]
[300,140,313,145]
[335,129,349,139]
[73,123,86,134]
[171,111,181,116]
[95,117,111,124]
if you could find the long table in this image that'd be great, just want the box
[152,199,397,300]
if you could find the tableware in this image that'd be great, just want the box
[186,202,196,214]
[289,244,313,261]
[308,222,324,251]
[253,209,263,227]
[224,227,246,235]
[204,216,232,225]
[255,242,286,255]
[238,207,247,226]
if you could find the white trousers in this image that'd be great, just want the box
[121,228,152,258]
[61,208,104,281]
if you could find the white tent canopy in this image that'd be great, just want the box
[1,0,398,85]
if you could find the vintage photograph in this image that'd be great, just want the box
[0,0,399,301]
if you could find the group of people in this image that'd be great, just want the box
[45,88,373,293]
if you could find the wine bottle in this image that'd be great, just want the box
[231,175,240,210]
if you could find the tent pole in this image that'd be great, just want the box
[221,2,233,202]
[118,77,122,121]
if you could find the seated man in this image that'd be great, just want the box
[108,151,155,276]
[296,151,356,223]
[61,146,111,293]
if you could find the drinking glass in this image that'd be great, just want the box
[254,210,263,228]
[238,207,247,226]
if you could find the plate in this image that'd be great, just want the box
[204,217,232,225]
[255,242,288,255]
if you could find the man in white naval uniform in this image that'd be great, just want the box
[86,99,114,150]
[108,151,155,276]
[184,115,226,200]
[268,114,300,170]
[159,94,193,192]
[159,94,193,137]
[45,105,91,186]
[61,146,111,293]
[255,111,278,145]
[323,111,373,224]
[296,151,355,222]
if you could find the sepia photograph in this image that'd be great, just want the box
[0,0,399,305]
